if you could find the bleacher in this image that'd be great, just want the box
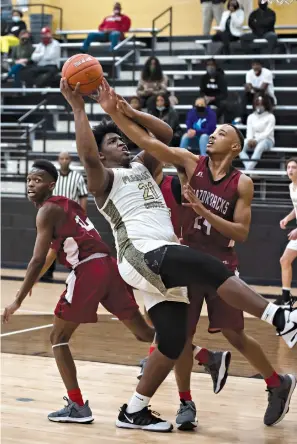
[1,14,297,206]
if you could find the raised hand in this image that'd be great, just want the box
[96,78,118,114]
[182,183,206,216]
[60,78,85,111]
[116,94,136,119]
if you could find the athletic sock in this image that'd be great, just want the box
[265,371,281,388]
[68,388,84,407]
[126,391,150,414]
[261,303,285,330]
[282,288,291,302]
[179,391,192,401]
[193,346,209,364]
[149,345,156,355]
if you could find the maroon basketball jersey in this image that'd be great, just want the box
[160,175,182,237]
[43,196,110,269]
[182,156,241,271]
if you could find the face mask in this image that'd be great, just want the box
[114,8,121,14]
[256,106,265,114]
[259,2,268,9]
[150,65,156,73]
[12,16,21,23]
[207,67,216,76]
[157,106,165,111]
[42,37,51,45]
[196,106,206,113]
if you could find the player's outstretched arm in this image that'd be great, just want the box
[183,174,253,243]
[3,206,58,323]
[60,78,112,197]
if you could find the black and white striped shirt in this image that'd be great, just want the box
[53,170,88,202]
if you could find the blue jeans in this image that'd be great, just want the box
[239,138,273,170]
[180,133,209,155]
[7,63,24,87]
[82,31,121,51]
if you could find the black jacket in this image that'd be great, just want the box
[200,70,228,102]
[4,20,27,37]
[248,8,275,37]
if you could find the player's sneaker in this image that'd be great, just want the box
[277,307,297,348]
[48,397,94,423]
[274,294,297,307]
[116,403,173,432]
[200,350,231,394]
[264,374,296,426]
[137,356,148,380]
[176,399,197,431]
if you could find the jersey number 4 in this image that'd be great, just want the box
[194,216,211,235]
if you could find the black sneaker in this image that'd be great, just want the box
[116,403,173,432]
[274,294,297,307]
[264,374,296,426]
[201,351,231,394]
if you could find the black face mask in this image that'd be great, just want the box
[259,3,268,10]
[196,106,206,113]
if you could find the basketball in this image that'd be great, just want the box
[62,54,104,95]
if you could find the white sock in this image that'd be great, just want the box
[261,302,280,326]
[126,391,150,414]
[193,345,202,359]
[282,287,291,291]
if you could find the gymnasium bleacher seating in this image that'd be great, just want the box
[1,13,297,206]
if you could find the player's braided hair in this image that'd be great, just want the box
[32,159,58,182]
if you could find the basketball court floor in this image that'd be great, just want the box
[1,269,297,443]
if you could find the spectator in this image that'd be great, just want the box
[200,0,225,36]
[180,96,217,155]
[200,58,228,121]
[211,0,244,55]
[21,27,60,87]
[149,94,183,147]
[2,30,33,86]
[129,96,142,111]
[241,59,276,122]
[81,2,131,52]
[239,94,275,170]
[136,56,168,109]
[0,9,26,57]
[241,0,277,54]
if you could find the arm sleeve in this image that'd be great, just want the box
[248,11,257,32]
[185,110,194,130]
[121,15,131,32]
[261,69,273,86]
[170,176,182,205]
[31,44,44,62]
[77,174,88,197]
[43,41,60,65]
[232,9,244,27]
[255,114,275,141]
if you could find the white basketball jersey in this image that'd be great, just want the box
[289,182,297,220]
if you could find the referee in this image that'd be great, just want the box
[53,151,88,211]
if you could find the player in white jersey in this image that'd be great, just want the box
[61,78,297,433]
[277,158,297,306]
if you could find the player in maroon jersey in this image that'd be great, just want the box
[3,159,154,424]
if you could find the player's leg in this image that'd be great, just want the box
[145,245,297,348]
[116,300,188,432]
[222,328,296,426]
[277,246,297,305]
[48,316,94,423]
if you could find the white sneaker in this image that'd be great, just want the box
[277,308,297,349]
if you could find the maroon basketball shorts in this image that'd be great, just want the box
[187,282,244,335]
[54,256,139,323]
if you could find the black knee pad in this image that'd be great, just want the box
[148,301,188,360]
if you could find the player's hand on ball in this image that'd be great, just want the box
[280,218,288,229]
[182,184,206,215]
[60,78,85,111]
[288,228,297,241]
[116,94,136,118]
[97,78,118,114]
[3,299,21,323]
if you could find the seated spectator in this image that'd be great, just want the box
[241,59,276,122]
[2,30,33,86]
[136,56,168,110]
[180,97,217,155]
[200,58,228,121]
[211,0,244,55]
[129,96,142,111]
[241,0,277,54]
[200,0,225,36]
[21,27,60,87]
[149,94,183,147]
[0,10,26,58]
[239,94,275,170]
[81,2,131,52]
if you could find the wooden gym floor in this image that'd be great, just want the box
[1,270,297,443]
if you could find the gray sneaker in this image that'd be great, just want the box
[176,400,197,431]
[264,374,296,426]
[201,351,231,394]
[137,356,148,380]
[48,396,94,423]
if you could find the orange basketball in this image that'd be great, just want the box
[62,54,104,95]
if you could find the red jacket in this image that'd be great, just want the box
[99,14,131,36]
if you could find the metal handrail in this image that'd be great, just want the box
[2,3,63,32]
[112,35,137,86]
[152,7,173,55]
[113,34,135,51]
[18,99,47,123]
